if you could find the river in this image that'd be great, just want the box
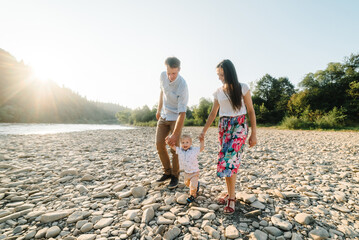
[0,123,134,135]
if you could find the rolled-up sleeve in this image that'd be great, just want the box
[177,82,189,113]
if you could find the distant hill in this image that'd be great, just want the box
[0,48,126,124]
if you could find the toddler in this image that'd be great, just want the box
[169,134,204,203]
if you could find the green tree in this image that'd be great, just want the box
[297,54,359,122]
[253,74,295,123]
[192,98,213,125]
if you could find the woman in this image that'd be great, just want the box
[200,59,257,214]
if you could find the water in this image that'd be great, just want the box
[0,123,134,135]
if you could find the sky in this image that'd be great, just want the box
[1,0,359,109]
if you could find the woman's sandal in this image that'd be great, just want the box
[217,193,229,205]
[223,198,236,215]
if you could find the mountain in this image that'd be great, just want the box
[0,48,125,124]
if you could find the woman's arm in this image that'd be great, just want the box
[243,91,257,147]
[199,138,205,152]
[199,100,220,140]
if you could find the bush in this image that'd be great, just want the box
[184,119,196,126]
[281,107,347,129]
[280,116,313,129]
[314,107,346,129]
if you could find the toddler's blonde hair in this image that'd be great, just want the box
[181,134,192,141]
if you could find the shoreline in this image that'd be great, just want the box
[0,127,358,239]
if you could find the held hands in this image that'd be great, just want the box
[165,134,177,147]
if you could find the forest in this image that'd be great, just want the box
[0,48,126,124]
[116,53,359,129]
[1,47,358,129]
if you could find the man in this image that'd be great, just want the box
[156,57,188,189]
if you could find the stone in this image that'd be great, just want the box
[291,233,303,240]
[77,234,97,240]
[124,209,140,220]
[164,196,176,205]
[176,194,188,205]
[0,209,32,223]
[142,207,154,223]
[14,204,35,212]
[245,210,262,218]
[142,196,157,205]
[202,212,216,220]
[157,216,174,224]
[76,184,88,194]
[178,216,190,225]
[251,200,266,209]
[188,209,201,219]
[94,218,113,229]
[332,204,351,213]
[274,189,285,199]
[333,191,346,202]
[271,216,292,231]
[81,223,93,233]
[13,225,26,234]
[163,211,176,220]
[249,230,268,240]
[127,225,136,236]
[113,183,127,192]
[236,192,256,203]
[76,220,89,229]
[121,220,134,228]
[337,225,358,239]
[208,204,220,211]
[24,230,36,239]
[204,225,220,239]
[81,174,95,181]
[60,168,78,177]
[263,226,283,237]
[131,186,147,198]
[183,233,193,240]
[225,225,239,239]
[26,210,45,219]
[308,228,330,240]
[67,211,87,223]
[294,213,314,225]
[46,226,61,238]
[163,226,181,240]
[40,209,74,223]
[93,192,111,198]
[35,227,49,239]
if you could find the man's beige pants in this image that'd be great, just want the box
[155,118,181,178]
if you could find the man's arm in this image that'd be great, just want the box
[156,90,163,120]
[166,112,186,146]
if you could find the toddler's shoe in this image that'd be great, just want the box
[187,195,196,204]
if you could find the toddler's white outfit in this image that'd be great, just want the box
[176,146,200,196]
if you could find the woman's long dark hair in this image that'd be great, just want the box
[217,59,242,111]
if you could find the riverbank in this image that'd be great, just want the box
[0,127,358,239]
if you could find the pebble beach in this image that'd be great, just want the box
[0,127,358,240]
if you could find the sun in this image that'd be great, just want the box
[29,61,54,83]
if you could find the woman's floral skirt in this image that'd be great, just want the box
[217,115,248,178]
